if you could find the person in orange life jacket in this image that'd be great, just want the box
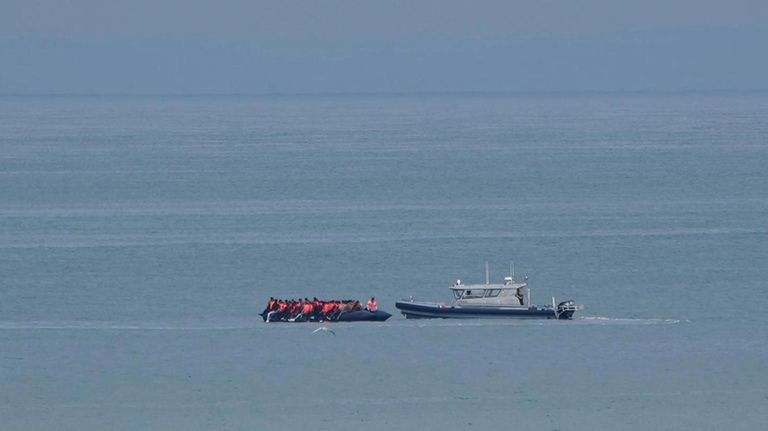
[312,297,323,320]
[289,300,301,318]
[262,297,275,318]
[321,301,335,320]
[328,301,344,320]
[269,300,288,322]
[333,301,343,319]
[264,297,277,322]
[294,299,304,318]
[292,298,311,321]
[366,297,378,312]
[302,301,313,316]
[282,300,292,320]
[290,299,302,320]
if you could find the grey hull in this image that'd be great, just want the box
[395,301,576,320]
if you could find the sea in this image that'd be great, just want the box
[0,93,766,430]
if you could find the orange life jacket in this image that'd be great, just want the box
[367,299,377,311]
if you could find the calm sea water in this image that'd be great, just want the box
[1,94,767,430]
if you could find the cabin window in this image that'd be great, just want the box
[462,290,484,298]
[453,290,463,300]
[485,289,501,297]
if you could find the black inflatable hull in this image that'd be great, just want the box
[261,309,391,323]
[337,310,392,322]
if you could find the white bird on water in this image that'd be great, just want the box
[312,326,336,335]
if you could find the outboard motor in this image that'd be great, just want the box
[556,300,579,320]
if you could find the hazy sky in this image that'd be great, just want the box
[1,0,766,94]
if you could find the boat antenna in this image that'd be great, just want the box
[485,261,489,285]
[510,261,515,281]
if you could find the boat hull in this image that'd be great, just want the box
[261,309,391,323]
[337,310,392,322]
[395,300,575,320]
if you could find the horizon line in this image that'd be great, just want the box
[1,88,767,98]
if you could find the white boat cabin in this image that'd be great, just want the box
[450,276,530,307]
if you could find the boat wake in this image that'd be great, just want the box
[361,315,687,329]
[576,316,687,325]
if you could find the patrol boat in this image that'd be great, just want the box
[395,264,582,320]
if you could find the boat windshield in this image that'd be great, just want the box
[454,289,501,299]
[454,289,482,299]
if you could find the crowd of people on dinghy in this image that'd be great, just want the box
[263,297,378,322]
